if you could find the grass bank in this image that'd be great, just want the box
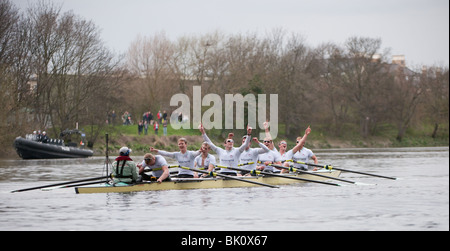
[92,122,449,156]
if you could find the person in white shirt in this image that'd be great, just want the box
[256,138,283,172]
[238,135,270,175]
[137,153,170,183]
[262,121,313,173]
[291,134,318,171]
[199,124,252,176]
[150,138,202,178]
[194,142,217,177]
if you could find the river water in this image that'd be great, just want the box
[0,147,448,231]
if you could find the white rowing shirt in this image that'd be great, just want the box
[257,149,282,172]
[291,147,314,170]
[140,155,168,178]
[239,143,270,171]
[194,154,216,170]
[158,150,201,176]
[202,133,251,174]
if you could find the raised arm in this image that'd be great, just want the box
[254,138,270,154]
[150,147,177,158]
[238,126,253,152]
[263,121,272,139]
[292,126,311,154]
[199,124,220,153]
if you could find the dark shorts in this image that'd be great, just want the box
[140,173,171,182]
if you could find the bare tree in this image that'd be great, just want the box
[386,65,424,141]
[421,66,449,138]
[126,32,174,111]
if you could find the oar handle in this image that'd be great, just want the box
[269,164,357,184]
[179,165,278,188]
[220,164,341,187]
[286,160,332,169]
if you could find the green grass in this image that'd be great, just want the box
[89,120,448,155]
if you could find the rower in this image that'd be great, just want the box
[290,132,318,171]
[256,138,282,173]
[199,123,252,176]
[150,138,201,178]
[137,153,170,183]
[238,135,270,175]
[112,146,139,184]
[194,142,216,177]
[263,123,313,173]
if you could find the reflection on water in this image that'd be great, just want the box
[0,147,448,231]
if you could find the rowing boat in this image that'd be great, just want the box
[74,169,341,194]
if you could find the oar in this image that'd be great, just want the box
[42,180,108,191]
[11,175,111,193]
[174,165,279,189]
[287,160,397,180]
[217,165,341,187]
[269,163,362,185]
[285,159,329,169]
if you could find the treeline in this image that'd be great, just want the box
[124,32,448,142]
[0,0,124,146]
[1,0,448,150]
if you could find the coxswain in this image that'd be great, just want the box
[112,147,139,184]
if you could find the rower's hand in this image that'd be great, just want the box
[228,132,234,139]
[252,137,260,144]
[150,147,158,153]
[305,126,311,135]
[198,123,205,134]
[156,178,163,184]
[247,125,252,135]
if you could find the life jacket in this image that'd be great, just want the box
[114,156,133,178]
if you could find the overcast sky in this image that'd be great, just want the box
[14,0,449,67]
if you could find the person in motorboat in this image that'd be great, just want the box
[40,131,50,143]
[111,147,139,184]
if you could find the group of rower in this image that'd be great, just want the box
[110,123,319,184]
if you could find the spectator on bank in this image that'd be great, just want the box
[138,121,143,135]
[154,121,159,135]
[163,119,168,136]
[163,110,167,122]
[144,121,149,135]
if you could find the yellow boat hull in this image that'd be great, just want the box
[75,170,341,194]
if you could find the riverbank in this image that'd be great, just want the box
[5,123,448,159]
[91,133,448,156]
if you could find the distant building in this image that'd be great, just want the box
[392,55,406,67]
